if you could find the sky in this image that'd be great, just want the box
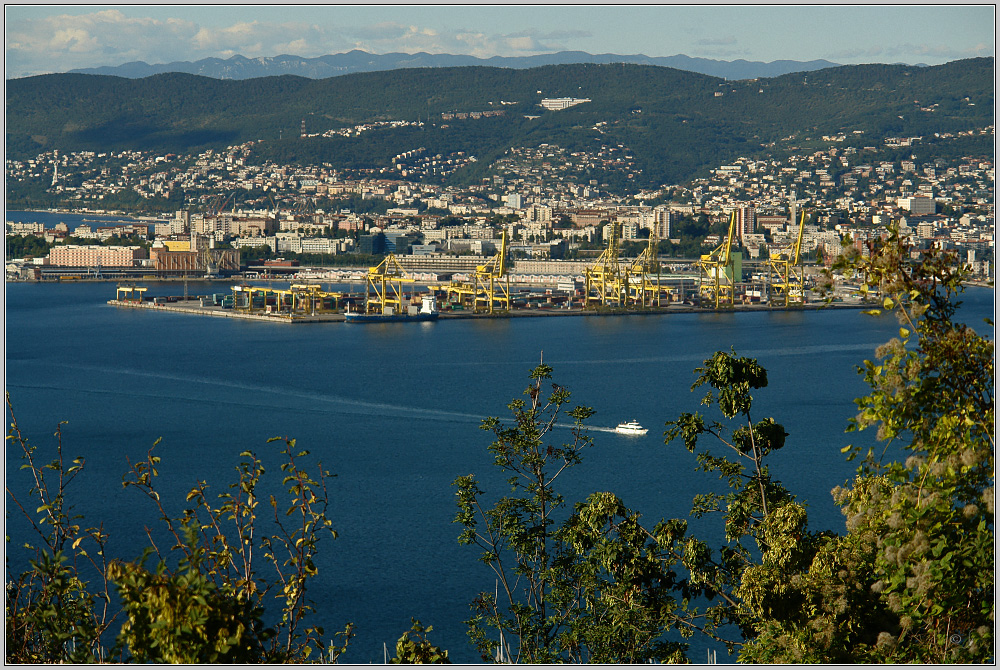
[4,3,996,79]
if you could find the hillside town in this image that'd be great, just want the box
[5,122,995,284]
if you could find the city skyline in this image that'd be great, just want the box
[5,3,995,79]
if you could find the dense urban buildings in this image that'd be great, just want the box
[5,122,995,282]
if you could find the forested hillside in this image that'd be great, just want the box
[6,58,993,187]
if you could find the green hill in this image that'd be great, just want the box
[6,59,993,188]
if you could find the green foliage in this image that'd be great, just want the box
[117,438,353,663]
[452,363,595,662]
[5,549,111,663]
[732,233,994,663]
[841,233,993,662]
[664,350,812,654]
[108,528,266,663]
[552,491,701,663]
[390,619,451,664]
[5,234,54,260]
[455,364,704,663]
[5,399,353,664]
[5,393,115,663]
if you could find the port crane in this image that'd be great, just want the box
[232,283,343,315]
[626,228,663,307]
[364,253,413,315]
[115,284,148,303]
[765,211,807,306]
[445,230,510,314]
[584,222,628,309]
[697,211,738,308]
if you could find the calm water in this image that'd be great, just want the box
[6,209,167,232]
[4,281,993,662]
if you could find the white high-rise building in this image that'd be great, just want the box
[897,196,935,215]
[735,206,756,241]
[652,205,673,239]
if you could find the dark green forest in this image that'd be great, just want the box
[6,59,993,188]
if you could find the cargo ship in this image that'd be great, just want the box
[344,296,439,323]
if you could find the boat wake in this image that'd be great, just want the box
[21,363,485,424]
[13,362,643,437]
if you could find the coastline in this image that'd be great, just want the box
[107,295,873,324]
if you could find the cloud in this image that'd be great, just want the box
[339,21,580,59]
[5,8,599,77]
[537,29,592,41]
[687,35,753,60]
[50,28,100,54]
[7,9,200,75]
[695,36,738,47]
[826,41,993,65]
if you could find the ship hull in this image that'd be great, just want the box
[344,312,439,323]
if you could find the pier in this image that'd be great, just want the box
[108,291,870,324]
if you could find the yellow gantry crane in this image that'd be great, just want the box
[446,230,510,314]
[232,283,343,315]
[365,253,414,315]
[115,284,148,303]
[697,211,739,308]
[474,229,511,313]
[584,222,628,309]
[766,211,807,307]
[626,228,662,308]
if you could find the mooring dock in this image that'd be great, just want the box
[108,295,866,324]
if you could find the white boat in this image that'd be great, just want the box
[615,420,648,436]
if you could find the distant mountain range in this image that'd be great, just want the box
[66,50,845,81]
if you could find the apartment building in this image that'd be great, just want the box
[48,245,147,267]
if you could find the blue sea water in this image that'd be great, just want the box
[4,281,993,662]
[6,209,168,232]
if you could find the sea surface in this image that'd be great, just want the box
[6,209,168,232]
[4,281,993,662]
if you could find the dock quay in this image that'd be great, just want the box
[108,296,869,323]
[107,298,346,322]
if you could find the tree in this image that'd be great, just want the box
[5,398,115,663]
[389,619,451,664]
[663,350,811,656]
[5,401,354,664]
[837,233,993,661]
[454,364,710,663]
[111,438,354,663]
[719,233,994,663]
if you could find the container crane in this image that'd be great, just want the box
[697,211,738,308]
[364,254,414,315]
[473,229,511,313]
[766,211,807,306]
[626,228,662,308]
[445,230,510,313]
[584,222,627,309]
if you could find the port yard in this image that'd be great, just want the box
[107,213,873,322]
[108,285,869,324]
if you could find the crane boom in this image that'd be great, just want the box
[791,211,806,265]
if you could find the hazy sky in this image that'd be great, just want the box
[4,4,995,78]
